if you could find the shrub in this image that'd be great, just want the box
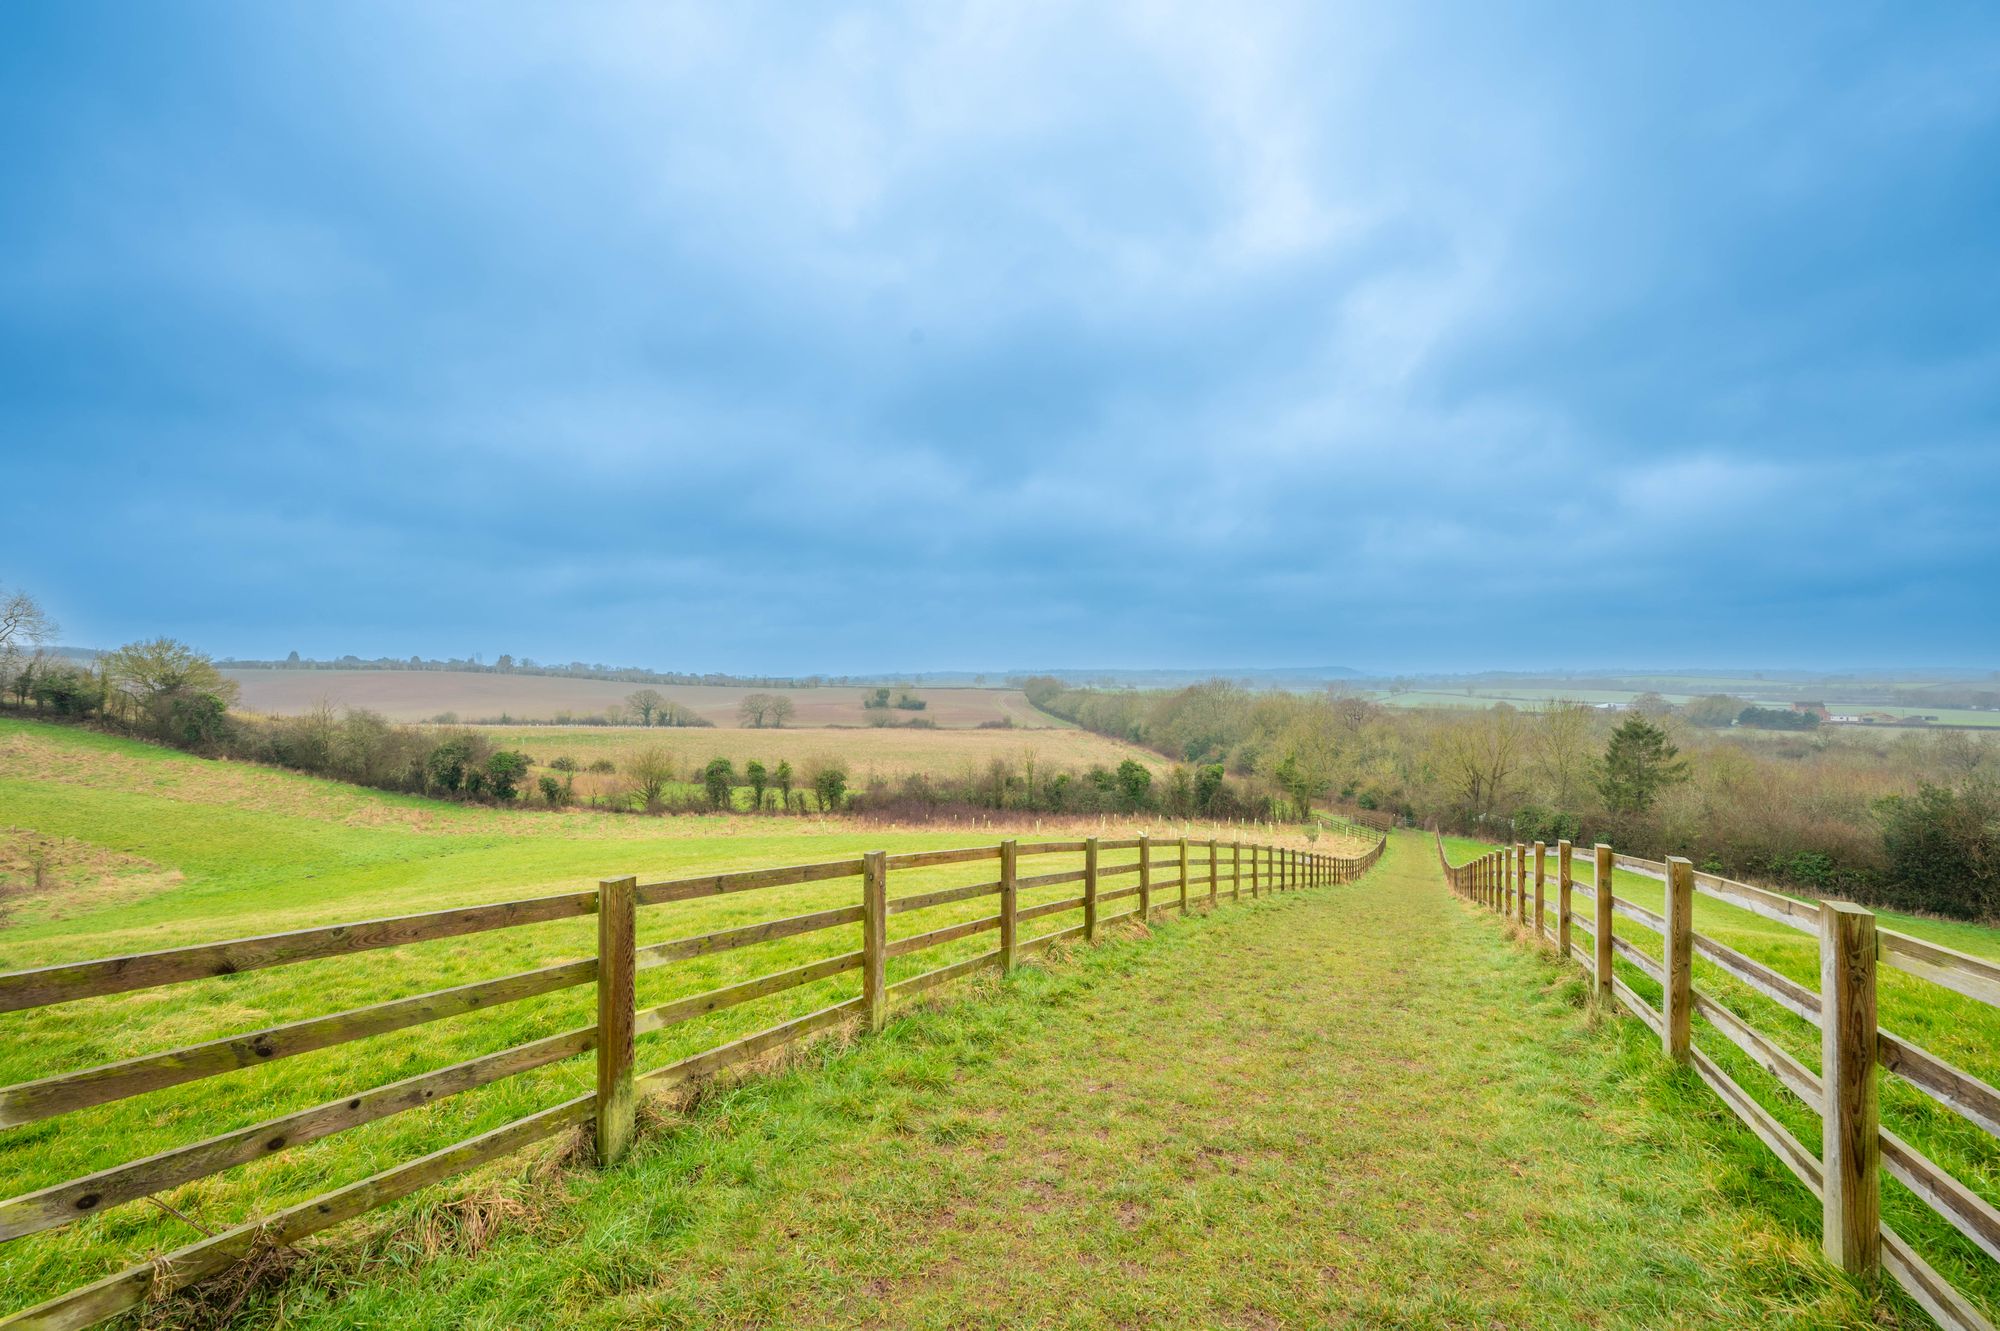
[1875,782,2000,919]
[485,750,531,801]
[702,757,735,810]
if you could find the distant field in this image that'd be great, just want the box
[481,723,1163,803]
[225,669,1065,729]
[1372,684,2000,727]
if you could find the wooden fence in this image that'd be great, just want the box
[1436,830,2000,1331]
[0,829,1386,1330]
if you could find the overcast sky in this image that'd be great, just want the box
[3,3,1996,675]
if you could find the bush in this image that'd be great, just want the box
[588,758,616,774]
[30,664,100,718]
[485,750,531,802]
[548,755,579,773]
[702,757,735,810]
[1115,759,1153,811]
[1875,783,2000,919]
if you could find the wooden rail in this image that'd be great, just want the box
[0,828,1385,1330]
[1435,829,1999,1331]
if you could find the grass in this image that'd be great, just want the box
[1438,831,2000,1321]
[137,831,1919,1329]
[0,719,1331,1317]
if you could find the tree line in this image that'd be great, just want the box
[1022,676,2000,921]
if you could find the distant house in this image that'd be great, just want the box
[1792,701,1829,720]
[1830,714,1861,724]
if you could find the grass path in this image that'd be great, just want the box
[231,830,1912,1330]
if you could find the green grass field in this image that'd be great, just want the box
[1437,832,2000,1320]
[121,833,1929,1329]
[0,719,1326,1318]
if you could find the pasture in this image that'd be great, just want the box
[225,669,1065,729]
[1371,683,2000,728]
[15,828,1937,1329]
[0,719,1331,1318]
[481,723,1165,807]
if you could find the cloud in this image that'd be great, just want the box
[1,2,1997,671]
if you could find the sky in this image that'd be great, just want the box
[2,3,1997,676]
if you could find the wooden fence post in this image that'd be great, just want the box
[1083,837,1100,943]
[1821,900,1880,1276]
[1516,842,1528,924]
[1664,857,1693,1063]
[1593,845,1614,999]
[1251,842,1261,897]
[595,875,637,1167]
[1139,834,1152,920]
[1000,839,1019,973]
[863,851,887,1033]
[1533,841,1546,938]
[1179,836,1190,912]
[1557,839,1573,960]
[1232,841,1242,900]
[1209,838,1219,906]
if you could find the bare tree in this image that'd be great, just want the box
[2,585,57,703]
[738,692,794,728]
[626,688,664,727]
[0,584,56,662]
[1529,700,1597,808]
[624,745,675,813]
[1432,707,1524,819]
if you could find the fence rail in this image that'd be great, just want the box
[1436,829,1998,1331]
[0,828,1386,1330]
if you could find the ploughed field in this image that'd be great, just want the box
[224,669,1066,728]
[0,719,1328,1316]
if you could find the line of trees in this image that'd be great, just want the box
[1023,675,2000,921]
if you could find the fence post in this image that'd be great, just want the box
[1083,837,1100,943]
[1209,838,1219,906]
[1593,845,1615,999]
[1179,836,1190,912]
[1533,841,1546,938]
[863,851,887,1033]
[1251,842,1260,897]
[1557,839,1573,961]
[1821,900,1880,1276]
[1664,857,1693,1063]
[1516,842,1528,924]
[1139,834,1152,920]
[1232,841,1242,900]
[1000,838,1019,973]
[595,875,637,1167]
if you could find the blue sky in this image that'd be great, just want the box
[3,3,1997,675]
